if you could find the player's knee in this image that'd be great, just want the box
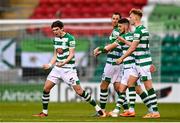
[114,85,119,92]
[74,87,83,96]
[127,83,133,88]
[43,87,51,93]
[135,86,142,95]
[114,87,119,92]
[76,90,82,96]
[144,80,153,90]
[100,81,109,90]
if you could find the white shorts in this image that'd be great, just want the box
[121,67,141,86]
[131,65,152,81]
[47,66,80,86]
[101,63,123,83]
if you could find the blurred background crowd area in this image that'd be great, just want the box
[0,0,180,84]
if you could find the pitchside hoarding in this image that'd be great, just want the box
[58,83,180,103]
[0,83,180,103]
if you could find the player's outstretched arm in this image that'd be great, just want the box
[104,43,118,51]
[93,42,118,57]
[93,47,102,57]
[116,40,139,64]
[117,36,132,46]
[43,50,57,69]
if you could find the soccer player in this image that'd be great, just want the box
[115,9,160,118]
[96,18,153,117]
[93,12,136,116]
[32,20,105,117]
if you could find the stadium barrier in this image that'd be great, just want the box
[1,82,179,103]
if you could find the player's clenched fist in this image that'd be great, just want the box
[56,62,65,67]
[93,47,102,57]
[43,63,52,69]
[150,64,156,73]
[116,58,123,65]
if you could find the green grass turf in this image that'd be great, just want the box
[0,102,180,122]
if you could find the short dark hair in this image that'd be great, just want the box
[113,12,121,19]
[129,8,143,18]
[51,20,64,29]
[118,18,129,24]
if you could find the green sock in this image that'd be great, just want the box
[129,87,136,109]
[139,91,151,109]
[42,91,49,110]
[100,89,108,109]
[81,90,96,106]
[115,92,126,111]
[148,88,158,112]
[117,91,129,110]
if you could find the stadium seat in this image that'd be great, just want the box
[134,0,147,6]
[161,33,180,82]
[30,14,45,19]
[34,7,47,16]
[123,0,134,4]
[27,0,148,36]
[162,34,175,46]
[49,0,61,5]
[39,0,49,6]
[30,0,147,19]
[175,34,180,43]
[41,27,53,37]
[46,7,57,16]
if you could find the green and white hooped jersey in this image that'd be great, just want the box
[106,26,123,65]
[53,33,75,68]
[118,32,135,69]
[133,25,152,67]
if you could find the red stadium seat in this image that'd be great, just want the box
[30,14,45,19]
[39,0,49,6]
[122,0,134,4]
[27,0,148,36]
[49,0,61,5]
[46,13,56,19]
[34,7,47,16]
[96,0,110,6]
[134,0,147,6]
[60,0,73,6]
[42,27,53,37]
[30,0,147,19]
[84,0,97,8]
[46,7,57,15]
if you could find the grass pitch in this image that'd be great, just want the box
[0,102,180,122]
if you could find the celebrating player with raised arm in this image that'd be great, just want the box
[32,20,105,117]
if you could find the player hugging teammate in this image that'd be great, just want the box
[94,8,160,118]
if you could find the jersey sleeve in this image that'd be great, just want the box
[109,28,120,43]
[68,36,76,48]
[112,30,120,39]
[115,34,125,46]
